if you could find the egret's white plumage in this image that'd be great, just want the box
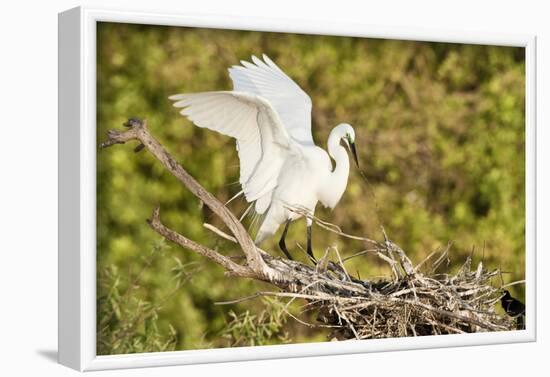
[170,54,357,259]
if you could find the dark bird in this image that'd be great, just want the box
[500,290,525,330]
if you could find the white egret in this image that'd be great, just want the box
[170,54,358,261]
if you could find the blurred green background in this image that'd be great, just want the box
[96,22,525,354]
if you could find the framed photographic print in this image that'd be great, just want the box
[58,6,536,371]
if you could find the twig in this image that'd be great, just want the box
[501,280,526,289]
[203,223,237,243]
[147,206,254,278]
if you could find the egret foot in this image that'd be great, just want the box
[278,220,293,260]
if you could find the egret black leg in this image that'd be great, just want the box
[306,225,317,264]
[278,220,293,260]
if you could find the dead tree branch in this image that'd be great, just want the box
[101,118,282,282]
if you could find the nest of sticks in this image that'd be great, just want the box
[212,213,519,339]
[313,244,515,339]
[234,207,515,339]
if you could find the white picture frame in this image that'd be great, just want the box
[58,6,537,371]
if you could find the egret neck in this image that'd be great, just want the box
[324,124,352,209]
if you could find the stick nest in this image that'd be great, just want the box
[324,264,513,339]
[300,240,514,339]
[242,209,516,339]
[209,210,518,340]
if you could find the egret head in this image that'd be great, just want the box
[334,123,359,167]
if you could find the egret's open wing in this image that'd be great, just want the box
[229,55,314,145]
[169,91,294,213]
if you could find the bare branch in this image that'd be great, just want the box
[203,223,238,243]
[147,206,255,278]
[101,118,282,282]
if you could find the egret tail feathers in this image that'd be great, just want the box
[239,202,271,243]
[254,214,281,245]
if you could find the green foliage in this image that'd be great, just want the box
[97,22,525,353]
[220,298,291,347]
[97,239,196,355]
